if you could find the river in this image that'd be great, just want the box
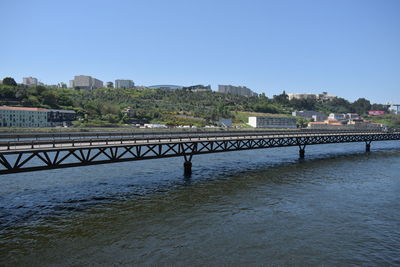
[1,141,399,266]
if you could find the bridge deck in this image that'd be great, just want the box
[0,130,399,175]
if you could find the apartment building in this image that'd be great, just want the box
[115,79,135,89]
[288,92,336,101]
[69,75,103,90]
[248,116,297,128]
[22,77,38,87]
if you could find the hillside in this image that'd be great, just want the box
[0,84,393,127]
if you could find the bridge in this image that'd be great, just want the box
[0,129,399,176]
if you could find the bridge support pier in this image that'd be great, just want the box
[366,142,371,152]
[298,145,306,159]
[299,148,305,159]
[183,153,193,176]
[184,161,192,176]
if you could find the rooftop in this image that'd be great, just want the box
[0,106,47,112]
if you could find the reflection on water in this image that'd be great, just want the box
[1,142,400,266]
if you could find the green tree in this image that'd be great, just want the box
[23,95,40,106]
[2,77,17,86]
[0,86,16,99]
[351,98,371,115]
[42,91,58,108]
[273,91,289,105]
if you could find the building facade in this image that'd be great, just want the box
[47,109,77,126]
[69,75,103,90]
[218,85,257,97]
[22,77,38,87]
[182,85,212,92]
[292,111,326,121]
[248,116,297,128]
[368,110,386,116]
[115,79,135,89]
[287,92,336,101]
[0,106,76,127]
[148,85,183,90]
[0,107,48,127]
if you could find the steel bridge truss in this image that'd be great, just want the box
[0,133,399,175]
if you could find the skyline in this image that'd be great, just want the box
[1,0,400,104]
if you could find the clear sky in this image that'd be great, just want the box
[1,0,399,104]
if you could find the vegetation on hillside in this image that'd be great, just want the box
[0,81,394,127]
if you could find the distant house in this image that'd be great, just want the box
[182,85,212,92]
[292,111,326,121]
[248,116,296,128]
[287,92,336,101]
[148,85,183,90]
[328,113,346,120]
[219,119,232,128]
[368,111,386,116]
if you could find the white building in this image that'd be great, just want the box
[115,79,135,88]
[148,85,183,90]
[69,75,103,90]
[328,113,346,120]
[248,116,297,128]
[0,106,48,127]
[218,85,258,97]
[288,92,336,101]
[22,77,38,87]
[287,93,317,101]
[0,106,76,127]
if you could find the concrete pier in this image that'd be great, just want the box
[184,161,192,176]
[366,143,371,152]
[299,148,305,159]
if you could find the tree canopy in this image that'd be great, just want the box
[0,84,390,127]
[2,77,17,86]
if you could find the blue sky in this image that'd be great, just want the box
[1,0,399,104]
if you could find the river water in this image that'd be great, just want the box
[1,141,399,266]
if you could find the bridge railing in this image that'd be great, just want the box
[0,130,391,151]
[0,128,386,141]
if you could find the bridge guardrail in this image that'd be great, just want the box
[0,128,386,141]
[0,130,392,151]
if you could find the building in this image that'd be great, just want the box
[308,118,383,130]
[287,92,336,101]
[219,119,232,128]
[328,113,346,120]
[248,116,297,128]
[115,79,134,89]
[318,92,337,101]
[218,85,257,97]
[182,85,212,92]
[69,75,103,90]
[106,82,114,88]
[47,109,77,127]
[22,77,38,87]
[287,93,317,101]
[292,111,326,121]
[346,113,360,119]
[148,85,183,90]
[0,106,76,127]
[368,110,386,116]
[0,106,48,127]
[143,123,167,128]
